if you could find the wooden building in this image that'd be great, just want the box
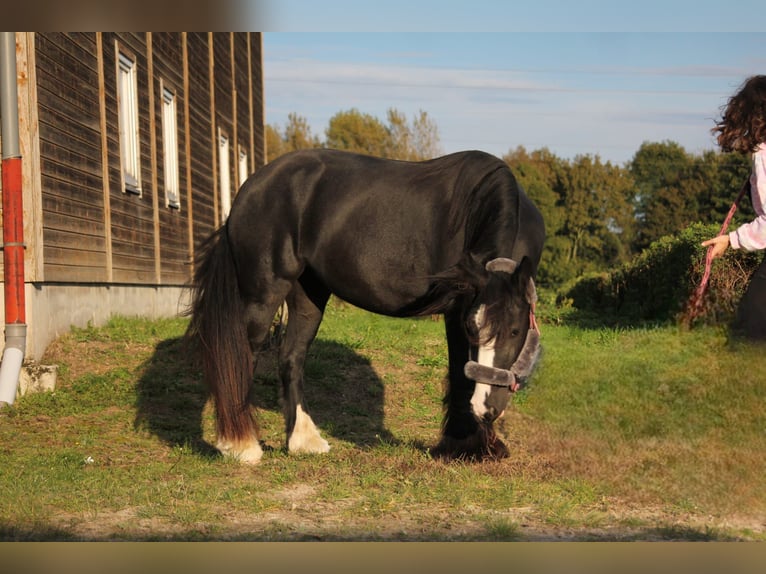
[0,32,265,361]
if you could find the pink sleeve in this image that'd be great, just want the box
[729,143,766,251]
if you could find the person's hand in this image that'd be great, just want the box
[701,235,730,260]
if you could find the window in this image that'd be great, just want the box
[161,86,180,209]
[238,145,249,190]
[117,50,141,195]
[219,130,231,223]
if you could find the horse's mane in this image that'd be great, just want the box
[476,259,532,345]
[437,152,517,240]
[413,153,525,321]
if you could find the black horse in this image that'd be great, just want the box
[187,149,545,463]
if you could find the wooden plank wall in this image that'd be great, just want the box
[151,33,190,285]
[35,32,107,283]
[102,33,158,284]
[30,32,264,286]
[250,35,266,169]
[213,33,234,228]
[186,33,216,254]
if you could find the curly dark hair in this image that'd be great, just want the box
[711,75,766,153]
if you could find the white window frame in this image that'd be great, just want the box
[238,145,249,190]
[116,48,141,195]
[161,84,180,210]
[219,129,231,223]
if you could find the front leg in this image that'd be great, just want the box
[430,309,509,461]
[279,276,331,455]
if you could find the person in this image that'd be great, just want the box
[701,75,766,339]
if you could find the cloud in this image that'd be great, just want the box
[263,54,730,163]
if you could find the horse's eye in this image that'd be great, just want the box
[510,328,521,338]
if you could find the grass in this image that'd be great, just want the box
[0,300,764,541]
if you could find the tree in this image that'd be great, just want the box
[284,112,322,151]
[695,150,753,228]
[396,109,442,160]
[326,108,442,160]
[504,146,567,285]
[629,141,696,251]
[265,124,285,162]
[504,146,564,237]
[558,154,634,270]
[325,108,391,157]
[629,141,754,252]
[265,113,321,162]
[505,146,637,286]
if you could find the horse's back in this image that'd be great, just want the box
[226,149,533,315]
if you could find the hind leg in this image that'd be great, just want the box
[217,279,293,464]
[279,271,331,454]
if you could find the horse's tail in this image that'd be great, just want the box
[185,225,258,447]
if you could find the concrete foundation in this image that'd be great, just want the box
[18,361,58,397]
[1,282,190,361]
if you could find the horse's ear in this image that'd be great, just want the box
[486,256,536,305]
[516,257,537,305]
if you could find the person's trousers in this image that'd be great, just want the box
[734,253,766,340]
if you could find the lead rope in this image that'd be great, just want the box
[529,300,539,334]
[683,177,750,326]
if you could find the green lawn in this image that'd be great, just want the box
[0,300,763,541]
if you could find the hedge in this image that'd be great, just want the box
[562,223,762,326]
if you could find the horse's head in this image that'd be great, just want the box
[464,256,540,424]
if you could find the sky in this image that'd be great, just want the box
[258,1,766,165]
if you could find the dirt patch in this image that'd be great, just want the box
[47,504,764,541]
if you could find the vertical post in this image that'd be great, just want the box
[208,33,218,227]
[146,33,161,284]
[182,33,195,281]
[96,32,114,282]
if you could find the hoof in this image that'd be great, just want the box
[288,405,331,454]
[216,438,264,465]
[288,433,331,454]
[430,425,509,462]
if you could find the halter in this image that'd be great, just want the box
[464,302,540,391]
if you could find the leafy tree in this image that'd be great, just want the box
[504,146,564,237]
[629,141,754,251]
[696,150,753,229]
[630,141,697,251]
[267,108,442,163]
[265,112,321,162]
[265,124,286,163]
[388,108,442,160]
[557,154,635,270]
[325,108,391,157]
[284,112,322,151]
[504,146,567,286]
[504,147,635,286]
[325,107,442,160]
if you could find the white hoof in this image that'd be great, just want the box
[288,405,331,454]
[216,438,264,465]
[289,432,331,454]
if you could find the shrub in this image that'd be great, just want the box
[562,223,761,325]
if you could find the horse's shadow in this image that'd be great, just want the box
[133,337,400,458]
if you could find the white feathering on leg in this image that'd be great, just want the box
[288,405,330,454]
